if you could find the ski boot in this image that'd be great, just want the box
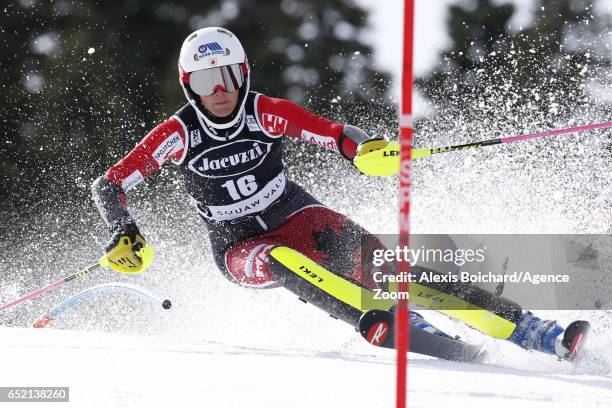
[508,311,590,361]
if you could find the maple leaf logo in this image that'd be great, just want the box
[313,223,362,277]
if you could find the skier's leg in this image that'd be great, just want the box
[211,205,394,325]
[272,208,524,340]
[266,204,389,290]
[214,203,384,289]
[218,206,505,336]
[219,228,589,359]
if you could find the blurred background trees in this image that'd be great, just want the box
[417,0,612,122]
[0,0,390,216]
[2,0,612,225]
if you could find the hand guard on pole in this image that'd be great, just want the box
[101,222,154,274]
[353,138,400,177]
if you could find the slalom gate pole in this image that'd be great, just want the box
[397,1,414,407]
[0,263,102,313]
[411,121,612,160]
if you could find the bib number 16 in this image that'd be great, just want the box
[221,175,258,200]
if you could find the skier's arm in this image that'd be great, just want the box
[257,95,374,160]
[92,117,187,229]
[92,118,186,273]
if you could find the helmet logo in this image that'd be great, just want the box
[224,48,230,56]
[198,42,223,54]
[195,42,225,60]
[209,58,217,66]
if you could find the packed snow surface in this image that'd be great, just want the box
[1,325,611,407]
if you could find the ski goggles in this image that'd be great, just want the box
[189,64,246,96]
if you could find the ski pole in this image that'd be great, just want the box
[0,262,103,313]
[412,120,612,160]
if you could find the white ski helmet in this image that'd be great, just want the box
[178,27,250,129]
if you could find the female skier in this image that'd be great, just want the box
[92,27,588,361]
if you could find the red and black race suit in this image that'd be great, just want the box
[95,91,357,223]
[173,92,288,221]
[92,91,374,284]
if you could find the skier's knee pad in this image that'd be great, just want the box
[222,240,280,288]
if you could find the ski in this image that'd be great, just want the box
[358,309,484,362]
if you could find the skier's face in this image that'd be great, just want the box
[200,89,239,118]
